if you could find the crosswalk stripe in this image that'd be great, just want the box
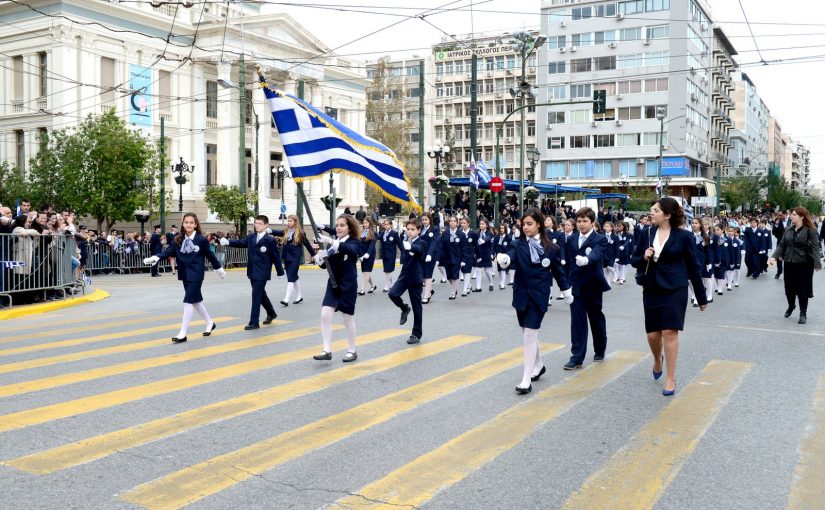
[327,351,647,510]
[1,322,324,399]
[0,311,144,333]
[786,371,825,510]
[0,329,407,434]
[0,318,231,357]
[0,313,181,344]
[563,360,752,510]
[0,320,286,376]
[15,335,490,478]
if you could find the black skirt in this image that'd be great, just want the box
[182,280,204,304]
[783,262,814,299]
[322,282,357,315]
[642,286,688,333]
[361,256,375,273]
[516,300,546,330]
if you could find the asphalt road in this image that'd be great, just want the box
[0,263,823,510]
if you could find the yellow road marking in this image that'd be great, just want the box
[563,360,752,510]
[0,329,407,434]
[0,319,226,357]
[20,335,493,478]
[328,351,647,510]
[716,324,825,338]
[0,310,143,334]
[1,313,181,344]
[786,371,825,510]
[0,321,317,398]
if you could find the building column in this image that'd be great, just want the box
[216,62,237,187]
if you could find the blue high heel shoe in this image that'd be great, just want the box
[662,384,676,397]
[653,355,663,381]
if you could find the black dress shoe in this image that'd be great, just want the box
[530,365,546,382]
[313,351,332,361]
[280,300,289,307]
[357,290,366,296]
[407,335,420,344]
[368,285,377,293]
[593,354,605,362]
[400,305,411,325]
[263,314,277,325]
[799,313,807,325]
[293,298,304,304]
[515,384,532,395]
[172,336,187,343]
[342,351,358,362]
[203,323,217,336]
[449,293,457,300]
[244,324,260,330]
[775,274,781,279]
[563,361,582,370]
[784,307,795,318]
[472,288,482,293]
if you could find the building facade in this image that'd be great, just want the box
[537,0,721,204]
[730,71,769,177]
[709,27,737,183]
[768,115,784,179]
[0,0,368,227]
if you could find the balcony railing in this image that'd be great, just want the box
[11,99,24,113]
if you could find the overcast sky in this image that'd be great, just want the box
[271,0,825,184]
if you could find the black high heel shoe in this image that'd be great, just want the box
[449,292,457,300]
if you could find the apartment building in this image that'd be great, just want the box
[538,0,718,202]
[768,116,784,179]
[730,71,769,177]
[709,27,737,184]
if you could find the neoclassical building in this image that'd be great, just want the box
[0,0,368,227]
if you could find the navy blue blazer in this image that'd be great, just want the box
[757,227,772,252]
[631,227,707,304]
[460,229,477,265]
[564,231,611,296]
[421,225,441,261]
[159,233,222,281]
[475,231,494,264]
[228,233,284,280]
[379,229,401,259]
[325,237,360,294]
[149,232,163,256]
[438,228,464,266]
[505,237,569,313]
[493,234,512,255]
[617,233,634,265]
[398,236,426,285]
[743,227,760,254]
[271,230,316,264]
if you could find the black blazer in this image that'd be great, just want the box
[398,236,426,285]
[631,227,707,304]
[564,231,611,297]
[505,237,569,312]
[228,233,284,281]
[159,233,222,281]
[149,232,163,255]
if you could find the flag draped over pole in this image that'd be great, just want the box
[259,76,420,212]
[468,156,479,190]
[476,158,491,185]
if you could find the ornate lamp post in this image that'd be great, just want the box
[172,157,194,213]
[426,139,450,209]
[526,147,540,186]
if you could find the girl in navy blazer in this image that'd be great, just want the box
[631,198,707,396]
[615,221,634,284]
[273,214,316,306]
[420,213,441,304]
[438,216,463,300]
[712,224,730,295]
[492,223,512,290]
[601,221,619,284]
[458,217,477,296]
[473,217,495,292]
[544,215,567,302]
[312,214,362,362]
[379,218,401,292]
[497,208,573,394]
[144,213,224,343]
[689,218,713,306]
[357,217,377,296]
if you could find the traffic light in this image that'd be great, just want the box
[593,89,606,114]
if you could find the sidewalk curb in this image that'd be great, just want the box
[0,288,110,321]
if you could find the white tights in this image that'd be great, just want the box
[702,278,713,301]
[499,270,507,288]
[438,265,447,282]
[462,274,473,293]
[176,301,212,339]
[475,268,495,289]
[520,327,542,388]
[283,282,294,303]
[384,272,394,290]
[320,306,357,354]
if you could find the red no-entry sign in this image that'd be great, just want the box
[490,176,504,193]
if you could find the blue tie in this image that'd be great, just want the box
[181,238,196,254]
[527,237,544,264]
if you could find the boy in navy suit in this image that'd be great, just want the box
[743,218,761,278]
[388,218,426,344]
[149,225,163,277]
[225,215,285,330]
[758,220,771,274]
[564,207,611,370]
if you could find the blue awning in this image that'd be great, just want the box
[584,193,630,200]
[448,178,599,194]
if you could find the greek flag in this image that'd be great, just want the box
[655,178,663,195]
[476,158,491,185]
[260,77,420,211]
[468,158,479,190]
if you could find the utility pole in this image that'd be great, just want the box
[469,53,478,228]
[159,116,166,231]
[518,43,527,216]
[296,80,305,226]
[254,112,259,215]
[418,59,425,208]
[238,54,246,193]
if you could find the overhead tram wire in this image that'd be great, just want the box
[738,0,768,65]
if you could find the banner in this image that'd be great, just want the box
[129,64,152,128]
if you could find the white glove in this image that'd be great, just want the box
[561,288,574,305]
[313,250,327,265]
[619,246,624,251]
[615,258,619,263]
[575,255,588,267]
[143,256,159,265]
[317,234,333,244]
[219,238,229,246]
[403,241,412,250]
[560,259,566,266]
[425,254,432,262]
[496,253,511,268]
[706,264,712,272]
[460,262,465,267]
[266,228,272,234]
[741,250,746,255]
[216,268,226,279]
[362,253,370,260]
[477,238,485,245]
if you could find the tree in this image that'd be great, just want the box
[28,109,156,230]
[0,161,27,210]
[765,173,802,211]
[721,176,763,212]
[625,185,658,212]
[204,184,257,234]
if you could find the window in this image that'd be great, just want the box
[444,83,453,96]
[595,82,617,95]
[646,159,658,176]
[642,132,662,145]
[548,36,567,49]
[454,104,463,117]
[206,81,217,118]
[507,55,516,69]
[548,61,567,74]
[455,129,463,141]
[435,106,444,119]
[408,132,420,143]
[618,107,642,120]
[496,102,505,115]
[571,58,592,73]
[616,134,639,146]
[644,105,667,119]
[644,78,668,92]
[13,55,23,100]
[367,69,377,79]
[15,130,25,172]
[485,81,495,94]
[644,51,669,66]
[646,24,670,39]
[645,0,670,11]
[158,70,171,113]
[569,109,590,123]
[594,108,616,121]
[595,135,615,148]
[595,30,615,45]
[505,124,514,138]
[206,144,217,186]
[389,67,402,76]
[38,52,47,97]
[496,56,505,70]
[407,65,419,75]
[455,61,464,74]
[570,135,591,148]
[406,87,420,98]
[548,111,565,124]
[549,85,567,100]
[595,56,616,71]
[548,9,569,24]
[596,3,617,17]
[572,33,591,47]
[620,28,641,41]
[618,79,642,94]
[486,58,495,71]
[485,125,494,139]
[688,26,708,54]
[548,136,565,150]
[454,83,463,96]
[570,161,586,178]
[619,159,637,177]
[595,160,612,177]
[618,53,643,68]
[570,84,591,99]
[436,63,444,76]
[572,6,592,19]
[101,57,115,105]
[436,84,444,98]
[546,161,566,178]
[444,62,452,75]
[619,0,643,15]
[527,122,536,137]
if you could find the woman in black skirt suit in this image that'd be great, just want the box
[770,206,822,324]
[143,213,224,343]
[273,214,316,306]
[357,217,377,296]
[631,198,707,396]
[312,214,362,362]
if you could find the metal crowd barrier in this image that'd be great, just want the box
[0,233,84,307]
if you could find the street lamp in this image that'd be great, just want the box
[172,157,194,213]
[656,106,666,196]
[132,176,151,236]
[526,147,540,186]
[661,175,672,197]
[426,139,450,209]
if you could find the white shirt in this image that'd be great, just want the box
[256,232,265,244]
[578,229,595,249]
[652,229,670,262]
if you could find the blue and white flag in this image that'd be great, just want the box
[15,199,21,217]
[468,157,479,190]
[655,178,663,195]
[260,77,420,211]
[476,158,491,185]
